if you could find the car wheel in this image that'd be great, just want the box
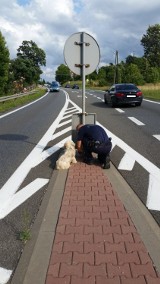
[111,100,116,107]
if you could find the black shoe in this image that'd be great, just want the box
[83,157,94,165]
[103,156,110,169]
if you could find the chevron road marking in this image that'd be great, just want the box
[97,121,160,211]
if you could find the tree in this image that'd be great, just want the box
[141,24,160,67]
[55,64,72,84]
[10,57,42,86]
[145,67,160,84]
[17,40,46,83]
[17,40,46,67]
[122,63,144,85]
[0,31,10,95]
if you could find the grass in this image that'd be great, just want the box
[139,84,160,101]
[0,87,47,113]
[19,210,31,244]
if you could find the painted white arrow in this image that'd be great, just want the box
[0,178,49,219]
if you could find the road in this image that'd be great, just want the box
[0,87,160,283]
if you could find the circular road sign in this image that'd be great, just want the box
[64,32,100,75]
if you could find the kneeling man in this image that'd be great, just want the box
[76,124,112,169]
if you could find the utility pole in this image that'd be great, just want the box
[114,50,118,84]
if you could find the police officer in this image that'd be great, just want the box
[76,124,112,169]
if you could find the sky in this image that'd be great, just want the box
[0,0,160,82]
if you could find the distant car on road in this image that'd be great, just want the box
[72,84,79,89]
[50,82,60,92]
[65,84,71,88]
[104,83,143,107]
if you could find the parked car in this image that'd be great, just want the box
[72,84,79,89]
[50,82,60,92]
[65,84,71,88]
[104,83,143,107]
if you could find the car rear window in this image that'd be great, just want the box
[116,84,137,90]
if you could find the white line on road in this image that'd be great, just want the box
[115,108,125,113]
[153,135,160,141]
[128,117,145,126]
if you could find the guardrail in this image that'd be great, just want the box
[0,90,36,103]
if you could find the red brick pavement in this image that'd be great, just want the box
[45,162,160,284]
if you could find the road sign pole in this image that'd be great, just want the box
[82,32,86,124]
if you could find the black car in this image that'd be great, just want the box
[65,84,71,88]
[72,84,79,89]
[104,83,143,107]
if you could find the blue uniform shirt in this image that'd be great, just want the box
[77,124,109,143]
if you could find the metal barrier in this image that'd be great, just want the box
[0,90,36,103]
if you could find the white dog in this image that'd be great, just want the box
[56,140,77,170]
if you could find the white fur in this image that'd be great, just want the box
[56,140,77,170]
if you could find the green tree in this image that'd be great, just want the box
[105,64,115,85]
[123,63,144,85]
[17,40,46,83]
[141,24,160,67]
[55,64,72,84]
[17,40,46,67]
[0,31,10,95]
[10,57,42,86]
[145,67,160,84]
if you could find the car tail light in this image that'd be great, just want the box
[137,91,142,97]
[115,92,124,98]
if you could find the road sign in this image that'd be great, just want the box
[64,32,100,75]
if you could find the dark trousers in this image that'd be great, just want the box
[82,138,112,163]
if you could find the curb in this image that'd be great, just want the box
[11,169,68,284]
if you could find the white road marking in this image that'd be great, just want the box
[118,153,135,170]
[77,95,87,98]
[115,108,125,113]
[128,117,145,126]
[144,99,160,105]
[147,174,160,210]
[65,108,78,114]
[97,122,160,211]
[153,135,160,141]
[0,91,69,219]
[0,268,12,284]
[0,179,49,219]
[57,120,72,128]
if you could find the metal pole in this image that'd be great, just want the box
[82,32,86,124]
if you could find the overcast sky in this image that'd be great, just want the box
[0,0,160,82]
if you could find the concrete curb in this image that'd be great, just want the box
[11,169,68,284]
